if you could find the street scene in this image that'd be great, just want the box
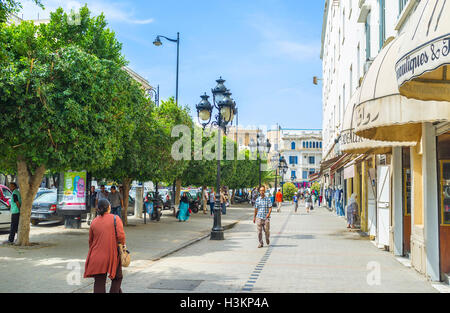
[1,0,450,299]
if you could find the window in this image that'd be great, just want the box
[289,156,298,165]
[291,171,296,179]
[309,169,315,176]
[309,156,315,165]
[320,142,322,149]
[302,171,308,180]
[379,0,386,51]
[365,12,371,60]
[303,141,306,148]
[291,142,296,150]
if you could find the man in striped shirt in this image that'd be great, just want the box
[253,186,273,248]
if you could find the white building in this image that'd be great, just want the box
[320,0,418,163]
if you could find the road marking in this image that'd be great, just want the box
[242,209,293,292]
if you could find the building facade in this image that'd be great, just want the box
[320,0,450,283]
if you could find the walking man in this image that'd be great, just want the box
[253,186,273,248]
[275,188,283,212]
[108,186,124,219]
[7,182,21,244]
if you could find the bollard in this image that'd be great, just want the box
[134,186,143,219]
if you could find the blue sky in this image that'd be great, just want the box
[20,0,324,129]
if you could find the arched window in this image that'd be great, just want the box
[303,141,305,148]
[313,142,316,149]
[291,142,296,150]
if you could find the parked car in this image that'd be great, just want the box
[31,190,64,225]
[0,199,11,230]
[34,189,54,200]
[0,184,12,205]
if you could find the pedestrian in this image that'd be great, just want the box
[305,191,313,214]
[178,192,190,222]
[220,187,227,215]
[95,185,109,209]
[5,182,21,244]
[251,187,258,207]
[275,188,283,212]
[295,189,302,213]
[202,187,208,214]
[84,199,126,293]
[253,186,273,248]
[209,187,216,216]
[293,194,298,212]
[108,186,124,219]
[144,191,153,215]
[346,194,358,229]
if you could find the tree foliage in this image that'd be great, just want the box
[283,182,297,201]
[0,6,132,245]
[0,0,43,23]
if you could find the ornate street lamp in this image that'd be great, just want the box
[279,156,288,198]
[196,77,236,240]
[153,33,180,105]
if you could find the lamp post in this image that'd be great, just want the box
[153,33,180,105]
[271,153,287,197]
[196,77,237,241]
[279,156,288,198]
[249,132,271,188]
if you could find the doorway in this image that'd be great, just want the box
[437,132,450,278]
[402,148,412,257]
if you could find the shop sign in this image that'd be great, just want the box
[59,171,87,211]
[396,34,450,86]
[341,128,364,146]
[352,101,380,129]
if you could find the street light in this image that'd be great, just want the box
[196,77,236,240]
[153,33,180,105]
[279,156,288,198]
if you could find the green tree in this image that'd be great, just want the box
[0,7,131,245]
[0,0,43,23]
[283,182,297,201]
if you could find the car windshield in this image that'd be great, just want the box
[35,192,57,204]
[2,188,11,199]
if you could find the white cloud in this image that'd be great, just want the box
[19,0,154,24]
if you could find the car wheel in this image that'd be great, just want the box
[31,219,39,226]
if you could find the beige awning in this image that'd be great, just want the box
[342,87,415,152]
[353,34,450,142]
[396,0,450,102]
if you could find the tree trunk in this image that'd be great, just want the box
[175,178,181,206]
[121,178,132,226]
[231,189,236,205]
[16,159,46,246]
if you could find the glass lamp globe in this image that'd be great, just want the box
[221,106,232,123]
[199,110,211,122]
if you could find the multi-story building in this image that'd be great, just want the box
[320,0,450,283]
[277,129,322,186]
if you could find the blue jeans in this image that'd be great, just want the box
[111,206,122,219]
[209,202,215,215]
[221,203,226,215]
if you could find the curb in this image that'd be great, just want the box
[150,220,242,261]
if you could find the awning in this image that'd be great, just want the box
[396,0,450,102]
[342,88,415,153]
[330,153,352,174]
[308,173,320,182]
[352,34,450,142]
[320,155,341,172]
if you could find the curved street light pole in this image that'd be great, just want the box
[153,33,180,105]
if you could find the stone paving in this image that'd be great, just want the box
[107,203,439,293]
[0,204,253,293]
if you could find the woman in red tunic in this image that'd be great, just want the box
[84,199,126,293]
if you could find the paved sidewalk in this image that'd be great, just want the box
[109,203,438,293]
[0,204,254,293]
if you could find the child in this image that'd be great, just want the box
[293,194,298,212]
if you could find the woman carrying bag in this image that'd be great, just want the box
[84,199,127,293]
[178,192,191,222]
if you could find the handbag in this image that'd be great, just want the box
[114,215,131,267]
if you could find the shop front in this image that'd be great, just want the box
[343,86,414,243]
[350,1,450,281]
[395,0,450,282]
